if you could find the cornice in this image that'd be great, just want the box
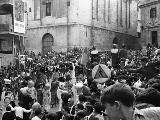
[139,0,160,8]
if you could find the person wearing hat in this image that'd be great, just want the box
[91,46,99,63]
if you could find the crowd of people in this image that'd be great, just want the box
[0,44,160,120]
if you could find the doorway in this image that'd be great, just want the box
[151,31,158,47]
[42,33,54,54]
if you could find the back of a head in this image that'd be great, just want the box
[94,102,102,114]
[151,83,160,92]
[65,114,74,120]
[46,113,59,120]
[32,102,41,111]
[85,105,93,114]
[136,87,160,107]
[6,106,11,111]
[18,101,23,107]
[76,110,87,120]
[34,108,42,116]
[56,111,63,120]
[76,103,84,110]
[79,94,86,102]
[101,83,135,107]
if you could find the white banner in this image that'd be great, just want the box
[13,0,25,33]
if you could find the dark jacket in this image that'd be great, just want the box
[2,111,16,120]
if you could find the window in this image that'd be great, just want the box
[96,0,98,21]
[120,0,123,26]
[150,7,156,18]
[92,0,97,19]
[46,2,51,16]
[108,0,110,23]
[128,0,131,28]
[34,0,40,20]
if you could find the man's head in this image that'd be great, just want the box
[101,83,135,120]
[140,57,148,66]
[113,44,117,49]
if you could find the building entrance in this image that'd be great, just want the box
[42,33,54,54]
[151,31,158,47]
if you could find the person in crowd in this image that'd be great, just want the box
[136,87,160,108]
[2,106,16,120]
[50,80,59,108]
[37,84,44,105]
[128,56,160,80]
[84,104,93,116]
[45,112,59,120]
[43,83,51,112]
[111,44,120,69]
[31,108,42,120]
[87,102,104,120]
[101,83,160,120]
[29,102,42,120]
[12,102,32,120]
[74,110,86,120]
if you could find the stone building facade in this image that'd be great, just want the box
[0,0,25,66]
[139,0,160,47]
[25,0,140,54]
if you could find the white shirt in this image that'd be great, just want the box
[13,106,31,119]
[32,116,41,120]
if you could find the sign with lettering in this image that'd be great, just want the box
[13,0,25,33]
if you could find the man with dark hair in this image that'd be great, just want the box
[2,106,16,120]
[101,83,160,120]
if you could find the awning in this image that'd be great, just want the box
[0,3,13,15]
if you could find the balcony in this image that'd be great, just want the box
[0,24,13,33]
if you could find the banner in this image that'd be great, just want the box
[13,0,25,33]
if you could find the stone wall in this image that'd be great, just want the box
[25,0,140,53]
[140,1,160,46]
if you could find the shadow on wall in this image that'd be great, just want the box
[114,33,142,50]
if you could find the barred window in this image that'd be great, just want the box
[46,2,51,16]
[150,7,156,18]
